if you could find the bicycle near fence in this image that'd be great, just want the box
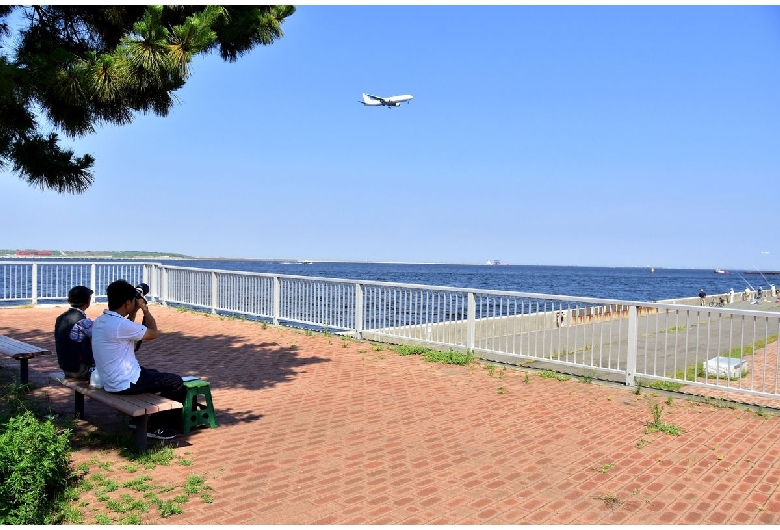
[709,295,726,307]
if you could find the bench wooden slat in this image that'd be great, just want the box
[0,334,50,359]
[1,335,51,383]
[49,372,182,416]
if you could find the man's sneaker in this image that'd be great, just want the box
[147,428,177,440]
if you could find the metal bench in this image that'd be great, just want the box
[48,371,182,453]
[0,334,50,384]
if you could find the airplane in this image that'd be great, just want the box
[360,93,413,107]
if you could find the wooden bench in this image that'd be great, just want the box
[48,371,183,453]
[0,334,51,384]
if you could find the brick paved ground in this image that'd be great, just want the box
[1,304,779,524]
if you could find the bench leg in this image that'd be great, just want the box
[135,415,148,454]
[75,392,85,418]
[19,358,29,384]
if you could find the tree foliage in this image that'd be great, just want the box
[0,5,295,193]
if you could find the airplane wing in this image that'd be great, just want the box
[364,93,388,104]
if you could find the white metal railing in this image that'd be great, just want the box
[2,261,779,403]
[0,261,150,305]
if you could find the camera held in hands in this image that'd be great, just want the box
[134,283,150,301]
[134,283,150,353]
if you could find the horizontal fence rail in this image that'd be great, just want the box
[2,261,779,406]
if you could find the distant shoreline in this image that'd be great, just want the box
[0,253,773,271]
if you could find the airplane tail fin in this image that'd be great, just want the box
[361,93,374,105]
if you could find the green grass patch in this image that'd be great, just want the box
[423,349,474,365]
[725,334,778,358]
[391,344,475,365]
[641,379,683,391]
[393,344,431,356]
[539,370,571,381]
[125,446,176,468]
[658,325,687,334]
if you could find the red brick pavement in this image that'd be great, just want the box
[2,305,779,524]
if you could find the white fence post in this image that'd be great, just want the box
[31,263,38,306]
[147,263,160,302]
[161,267,168,307]
[467,291,476,352]
[90,263,96,297]
[273,276,280,325]
[211,271,218,314]
[626,305,638,386]
[355,283,363,339]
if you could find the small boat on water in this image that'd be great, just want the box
[714,269,727,274]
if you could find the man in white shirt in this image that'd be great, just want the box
[92,279,185,440]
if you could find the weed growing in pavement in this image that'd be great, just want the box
[595,493,624,510]
[755,406,772,418]
[394,344,430,356]
[579,371,595,384]
[304,329,313,336]
[666,396,674,406]
[498,366,506,379]
[642,379,683,391]
[645,403,682,436]
[596,463,614,473]
[634,382,642,395]
[261,322,267,330]
[424,349,474,365]
[372,344,383,352]
[636,438,648,449]
[539,370,570,381]
[485,364,496,377]
[497,386,505,395]
[391,345,475,365]
[707,397,737,409]
[523,372,530,384]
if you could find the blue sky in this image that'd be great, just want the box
[2,5,779,270]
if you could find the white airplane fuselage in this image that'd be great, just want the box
[361,93,414,107]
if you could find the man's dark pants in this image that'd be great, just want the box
[114,367,186,430]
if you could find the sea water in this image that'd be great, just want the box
[155,260,770,303]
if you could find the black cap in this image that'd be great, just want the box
[68,286,93,306]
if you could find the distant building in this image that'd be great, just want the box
[15,250,52,256]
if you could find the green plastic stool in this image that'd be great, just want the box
[181,379,217,434]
